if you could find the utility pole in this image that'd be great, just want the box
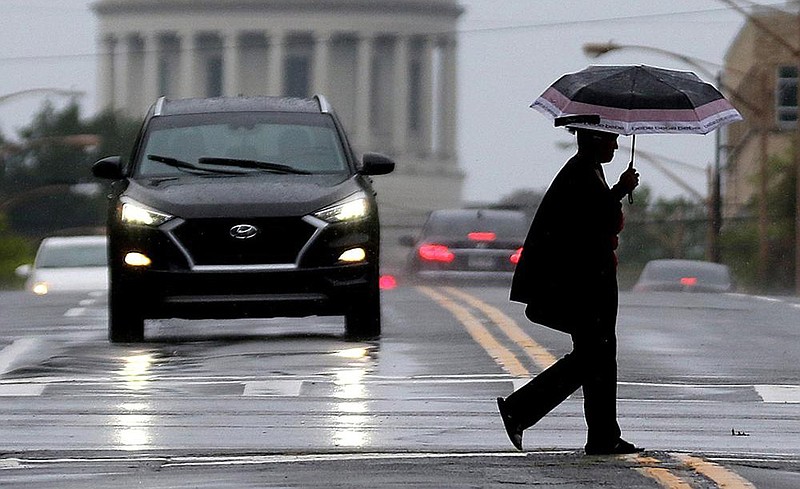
[796,7,800,294]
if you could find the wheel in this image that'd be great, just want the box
[344,284,381,340]
[108,272,145,343]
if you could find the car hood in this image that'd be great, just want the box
[124,174,365,218]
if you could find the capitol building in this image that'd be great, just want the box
[92,0,465,228]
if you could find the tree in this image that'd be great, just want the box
[721,152,797,292]
[496,188,545,220]
[0,101,141,238]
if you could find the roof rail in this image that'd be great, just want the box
[153,96,167,116]
[314,94,332,114]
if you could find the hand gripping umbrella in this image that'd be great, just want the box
[531,64,743,201]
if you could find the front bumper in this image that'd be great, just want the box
[122,262,374,319]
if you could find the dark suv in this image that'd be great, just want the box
[92,95,394,342]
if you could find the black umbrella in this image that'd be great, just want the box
[531,64,742,135]
[531,64,742,201]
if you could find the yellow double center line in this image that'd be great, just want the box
[416,286,555,376]
[633,454,757,489]
[418,285,758,489]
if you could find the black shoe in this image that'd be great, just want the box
[496,397,523,451]
[584,438,643,455]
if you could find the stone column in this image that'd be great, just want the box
[97,34,117,111]
[142,32,160,104]
[354,33,374,149]
[392,35,410,155]
[223,31,240,96]
[179,31,197,98]
[437,35,458,160]
[120,34,135,113]
[267,31,285,96]
[417,36,434,156]
[312,32,331,96]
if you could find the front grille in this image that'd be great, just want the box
[171,217,317,266]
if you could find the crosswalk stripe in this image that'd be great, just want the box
[754,384,800,403]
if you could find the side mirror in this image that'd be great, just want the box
[92,156,124,180]
[399,235,416,247]
[15,264,31,278]
[360,153,395,176]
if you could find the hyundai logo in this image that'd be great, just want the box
[229,224,259,239]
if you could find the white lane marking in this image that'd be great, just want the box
[242,380,304,397]
[162,451,534,468]
[0,338,42,375]
[64,308,86,317]
[0,459,26,470]
[4,370,799,404]
[755,385,800,403]
[752,295,782,302]
[0,384,46,396]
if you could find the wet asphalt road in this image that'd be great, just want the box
[0,284,799,488]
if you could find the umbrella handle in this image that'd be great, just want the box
[627,134,636,204]
[627,160,634,203]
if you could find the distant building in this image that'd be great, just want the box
[723,6,799,216]
[92,0,465,227]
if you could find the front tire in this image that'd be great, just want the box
[108,272,145,343]
[344,283,381,340]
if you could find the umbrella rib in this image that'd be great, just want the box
[643,69,709,120]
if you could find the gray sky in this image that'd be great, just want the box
[0,1,782,203]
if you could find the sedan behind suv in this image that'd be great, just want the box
[401,209,528,282]
[92,95,394,342]
[16,235,108,295]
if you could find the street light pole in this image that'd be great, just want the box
[0,88,84,106]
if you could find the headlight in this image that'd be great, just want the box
[313,194,369,223]
[32,282,49,295]
[120,199,173,226]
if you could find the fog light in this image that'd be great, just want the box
[32,282,49,295]
[338,247,366,263]
[124,252,152,267]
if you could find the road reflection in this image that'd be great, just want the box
[118,352,156,391]
[114,353,157,449]
[330,346,374,447]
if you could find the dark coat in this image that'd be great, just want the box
[510,154,623,334]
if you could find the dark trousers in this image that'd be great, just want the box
[505,288,621,447]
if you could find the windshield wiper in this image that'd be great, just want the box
[198,157,312,175]
[148,154,246,175]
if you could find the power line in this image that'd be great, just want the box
[0,2,788,65]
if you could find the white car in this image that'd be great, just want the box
[15,236,108,295]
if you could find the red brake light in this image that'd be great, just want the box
[680,277,698,286]
[418,244,455,263]
[468,232,496,242]
[379,274,397,290]
[510,247,523,265]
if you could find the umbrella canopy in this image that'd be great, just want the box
[531,65,742,135]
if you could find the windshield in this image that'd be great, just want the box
[424,211,528,238]
[36,242,108,268]
[135,112,349,177]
